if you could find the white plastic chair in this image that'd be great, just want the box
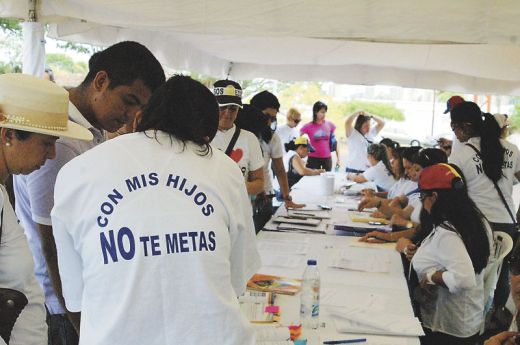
[481,231,514,333]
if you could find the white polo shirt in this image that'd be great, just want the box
[345,127,377,171]
[449,137,520,223]
[13,101,105,314]
[387,178,417,199]
[362,161,396,192]
[51,131,260,345]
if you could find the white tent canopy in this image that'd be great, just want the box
[2,0,520,94]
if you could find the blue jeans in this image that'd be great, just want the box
[47,313,78,345]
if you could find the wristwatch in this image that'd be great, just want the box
[406,221,413,229]
[284,195,292,202]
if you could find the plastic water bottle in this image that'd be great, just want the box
[300,259,320,329]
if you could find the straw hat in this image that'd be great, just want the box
[0,73,93,141]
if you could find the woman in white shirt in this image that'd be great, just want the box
[449,101,520,309]
[0,74,93,344]
[412,163,491,345]
[344,110,385,173]
[284,136,325,188]
[347,143,396,191]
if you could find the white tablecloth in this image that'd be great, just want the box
[256,174,421,345]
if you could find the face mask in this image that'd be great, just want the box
[270,119,277,132]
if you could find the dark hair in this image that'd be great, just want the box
[414,148,447,168]
[312,101,328,123]
[392,146,406,178]
[380,138,400,159]
[380,138,399,150]
[419,175,490,274]
[354,114,371,132]
[402,146,422,163]
[285,139,307,152]
[135,75,218,156]
[14,130,33,141]
[81,41,165,93]
[250,91,280,111]
[451,102,504,183]
[235,104,273,143]
[44,68,55,83]
[367,143,395,178]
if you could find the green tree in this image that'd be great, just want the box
[0,18,23,73]
[46,53,88,74]
[509,98,520,131]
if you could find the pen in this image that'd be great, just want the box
[323,338,367,345]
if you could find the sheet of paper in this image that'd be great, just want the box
[329,306,424,337]
[260,253,303,268]
[329,248,391,273]
[321,287,386,310]
[257,240,310,255]
[254,324,292,343]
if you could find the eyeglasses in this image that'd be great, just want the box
[419,192,432,202]
[450,121,472,131]
[292,118,302,124]
[219,105,239,112]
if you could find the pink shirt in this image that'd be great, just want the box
[300,121,336,158]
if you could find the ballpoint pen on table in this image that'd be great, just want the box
[322,338,367,344]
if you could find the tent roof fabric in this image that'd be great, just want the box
[3,0,520,94]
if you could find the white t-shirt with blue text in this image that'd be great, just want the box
[51,131,261,345]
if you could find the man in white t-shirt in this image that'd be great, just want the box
[250,91,304,231]
[211,80,264,196]
[276,108,301,152]
[51,75,260,345]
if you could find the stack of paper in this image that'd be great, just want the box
[263,215,327,234]
[329,306,424,337]
[287,209,331,219]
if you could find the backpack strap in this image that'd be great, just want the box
[465,143,517,225]
[225,127,241,156]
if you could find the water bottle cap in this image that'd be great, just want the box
[307,259,317,265]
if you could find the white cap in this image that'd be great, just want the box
[494,113,510,129]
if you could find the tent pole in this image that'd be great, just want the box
[226,62,234,79]
[431,89,436,136]
[22,0,46,77]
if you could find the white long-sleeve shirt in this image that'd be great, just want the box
[0,186,47,345]
[412,222,492,337]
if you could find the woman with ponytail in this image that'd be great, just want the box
[449,101,520,308]
[412,163,492,344]
[347,143,396,191]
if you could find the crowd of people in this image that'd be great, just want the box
[1,39,520,345]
